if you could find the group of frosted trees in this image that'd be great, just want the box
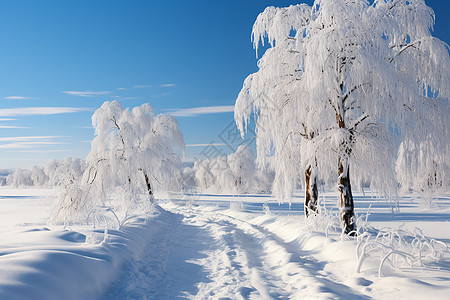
[235,0,449,234]
[191,145,274,194]
[47,102,271,225]
[5,144,274,196]
[5,158,85,188]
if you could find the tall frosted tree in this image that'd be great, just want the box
[235,0,450,234]
[51,101,184,225]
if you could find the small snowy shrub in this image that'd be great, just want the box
[262,203,272,215]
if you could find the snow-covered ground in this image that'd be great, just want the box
[0,187,449,299]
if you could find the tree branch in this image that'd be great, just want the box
[111,116,127,157]
[328,98,339,117]
[389,38,423,63]
[349,113,369,131]
[343,83,371,103]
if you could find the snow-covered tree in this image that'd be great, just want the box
[30,166,49,186]
[209,156,237,193]
[193,160,215,192]
[235,3,320,216]
[235,0,450,234]
[45,158,86,186]
[193,145,273,194]
[228,145,257,192]
[51,101,184,225]
[5,158,85,188]
[6,168,34,187]
[396,139,450,201]
[0,169,10,186]
[178,165,196,191]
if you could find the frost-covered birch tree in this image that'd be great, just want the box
[235,0,450,234]
[51,101,184,225]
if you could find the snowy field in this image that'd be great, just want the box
[0,187,449,299]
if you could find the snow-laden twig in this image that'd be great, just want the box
[262,203,272,215]
[356,225,449,276]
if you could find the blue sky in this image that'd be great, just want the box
[0,0,449,169]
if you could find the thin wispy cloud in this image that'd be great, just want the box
[63,90,112,97]
[0,136,66,149]
[72,126,94,129]
[151,92,171,98]
[186,143,227,147]
[161,83,176,87]
[112,96,140,101]
[133,85,153,88]
[117,87,127,90]
[167,105,234,117]
[121,96,140,100]
[0,126,30,129]
[0,118,16,121]
[0,136,64,142]
[19,149,70,153]
[4,96,33,100]
[0,141,65,149]
[0,107,89,117]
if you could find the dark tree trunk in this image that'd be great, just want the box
[338,158,356,235]
[139,168,153,201]
[305,166,319,217]
[143,172,153,196]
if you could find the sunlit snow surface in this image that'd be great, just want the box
[0,187,449,299]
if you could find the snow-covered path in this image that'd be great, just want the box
[1,189,449,299]
[103,203,371,299]
[103,208,210,299]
